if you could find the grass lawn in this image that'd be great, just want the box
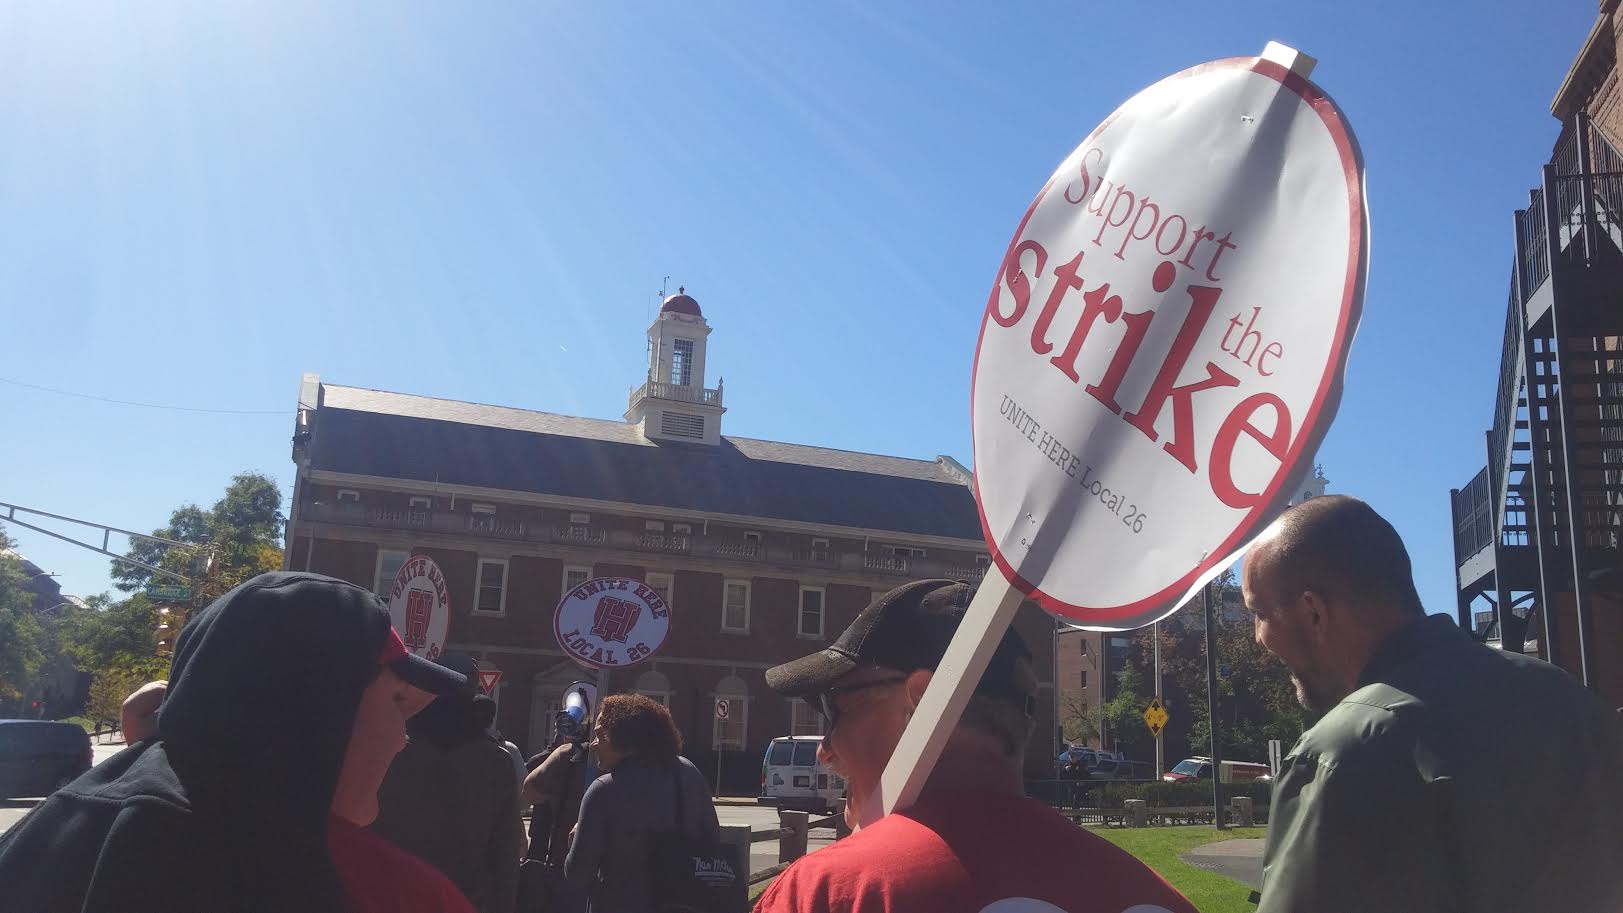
[1094,825,1267,913]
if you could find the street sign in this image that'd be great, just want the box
[477,669,502,695]
[144,584,192,603]
[553,577,670,670]
[969,45,1366,629]
[387,555,451,660]
[715,698,729,720]
[1143,697,1170,737]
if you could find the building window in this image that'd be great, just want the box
[722,580,750,633]
[671,338,695,387]
[1079,670,1089,690]
[713,675,748,750]
[374,550,408,597]
[798,586,825,638]
[890,545,926,558]
[337,489,360,503]
[474,559,508,615]
[471,502,496,515]
[645,520,665,532]
[564,566,592,594]
[635,669,672,708]
[569,512,591,526]
[791,698,825,736]
[646,572,674,611]
[743,531,762,545]
[409,496,432,510]
[810,538,830,561]
[671,523,692,535]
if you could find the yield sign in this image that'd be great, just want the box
[477,669,502,694]
[1143,697,1169,737]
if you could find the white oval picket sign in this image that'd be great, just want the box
[971,52,1367,629]
[553,577,671,670]
[388,554,451,659]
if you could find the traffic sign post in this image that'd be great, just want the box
[874,42,1365,828]
[477,669,502,695]
[1143,697,1169,738]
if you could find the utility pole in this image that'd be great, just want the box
[1153,620,1163,779]
[1204,578,1226,830]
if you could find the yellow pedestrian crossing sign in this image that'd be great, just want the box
[1143,697,1169,737]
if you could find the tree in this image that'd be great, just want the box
[1101,661,1155,758]
[1060,690,1102,745]
[111,473,285,606]
[0,529,46,713]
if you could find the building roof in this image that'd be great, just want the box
[310,384,982,540]
[660,289,703,317]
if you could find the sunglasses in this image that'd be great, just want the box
[813,676,908,731]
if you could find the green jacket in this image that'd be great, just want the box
[1257,614,1623,913]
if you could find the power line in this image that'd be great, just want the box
[0,376,290,415]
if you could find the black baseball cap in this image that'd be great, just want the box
[765,579,1037,712]
[379,629,468,697]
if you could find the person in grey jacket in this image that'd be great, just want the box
[1244,495,1623,913]
[565,693,719,913]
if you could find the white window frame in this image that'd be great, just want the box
[890,545,926,558]
[797,586,826,639]
[790,698,825,737]
[473,558,508,616]
[742,531,763,545]
[408,496,432,510]
[471,502,497,516]
[569,512,591,525]
[635,669,672,708]
[563,565,592,594]
[373,549,409,597]
[671,338,695,387]
[337,489,360,503]
[646,572,675,612]
[645,520,666,532]
[721,579,751,634]
[671,523,693,535]
[810,537,831,561]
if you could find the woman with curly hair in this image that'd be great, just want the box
[564,694,719,912]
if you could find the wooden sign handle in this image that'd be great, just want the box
[868,571,1028,823]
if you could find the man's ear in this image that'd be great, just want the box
[904,668,933,710]
[1299,589,1333,648]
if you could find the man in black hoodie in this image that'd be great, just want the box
[372,652,524,913]
[0,571,475,913]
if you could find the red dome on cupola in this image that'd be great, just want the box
[660,286,703,317]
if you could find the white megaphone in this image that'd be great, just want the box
[563,681,597,726]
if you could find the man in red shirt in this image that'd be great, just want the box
[758,579,1195,913]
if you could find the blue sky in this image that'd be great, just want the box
[0,1,1597,620]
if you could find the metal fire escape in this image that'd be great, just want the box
[1452,113,1623,694]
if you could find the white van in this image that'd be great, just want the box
[758,736,845,814]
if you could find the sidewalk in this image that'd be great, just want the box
[1179,837,1265,889]
[715,796,762,807]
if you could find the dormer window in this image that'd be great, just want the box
[337,489,360,503]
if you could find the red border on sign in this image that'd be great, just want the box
[551,576,669,670]
[970,56,1366,624]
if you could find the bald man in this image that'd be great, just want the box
[1245,495,1623,913]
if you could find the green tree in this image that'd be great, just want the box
[111,472,286,606]
[1101,662,1155,758]
[1060,690,1102,745]
[0,529,46,712]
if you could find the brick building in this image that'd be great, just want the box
[1449,1,1623,708]
[284,290,1059,790]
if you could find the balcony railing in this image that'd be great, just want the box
[629,380,723,408]
[302,501,984,581]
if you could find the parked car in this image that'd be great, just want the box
[758,735,845,814]
[1162,756,1270,783]
[0,720,92,799]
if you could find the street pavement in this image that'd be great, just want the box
[0,741,128,837]
[1179,837,1265,888]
